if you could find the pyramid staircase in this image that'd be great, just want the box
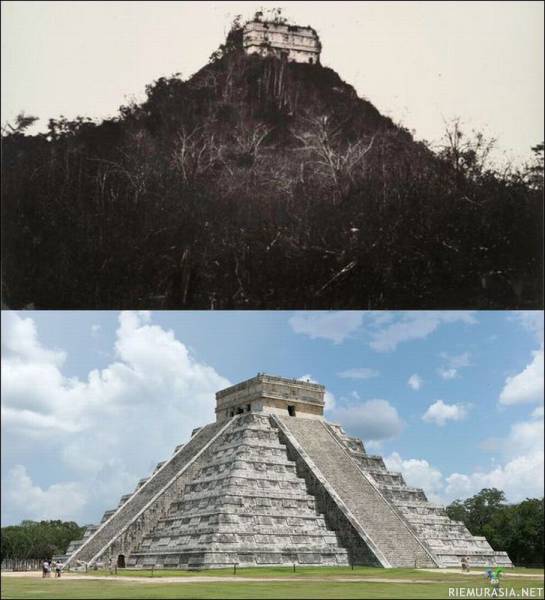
[62,419,231,568]
[273,416,437,567]
[325,422,512,568]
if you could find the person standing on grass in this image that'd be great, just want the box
[42,560,48,578]
[55,560,63,578]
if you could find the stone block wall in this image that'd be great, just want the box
[64,420,230,567]
[129,414,350,568]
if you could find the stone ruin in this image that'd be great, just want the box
[242,20,321,64]
[59,374,512,570]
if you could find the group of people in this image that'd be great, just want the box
[486,566,504,588]
[41,559,63,578]
[460,556,504,588]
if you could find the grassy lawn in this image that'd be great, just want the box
[495,567,545,575]
[64,565,545,580]
[75,566,467,579]
[1,578,544,599]
[2,572,544,600]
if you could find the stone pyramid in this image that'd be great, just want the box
[61,375,512,570]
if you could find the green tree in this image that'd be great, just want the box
[464,488,507,534]
[447,490,544,567]
[1,521,86,561]
[445,499,468,524]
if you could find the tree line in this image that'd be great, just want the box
[447,488,544,567]
[1,520,85,562]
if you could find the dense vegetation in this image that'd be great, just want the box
[2,27,543,308]
[1,520,85,562]
[447,488,544,567]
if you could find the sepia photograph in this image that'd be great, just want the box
[1,1,543,309]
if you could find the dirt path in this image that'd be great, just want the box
[3,570,542,585]
[419,568,544,579]
[0,572,442,585]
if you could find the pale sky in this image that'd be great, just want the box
[1,1,544,165]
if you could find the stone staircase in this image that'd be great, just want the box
[64,420,231,567]
[327,423,512,568]
[273,416,436,568]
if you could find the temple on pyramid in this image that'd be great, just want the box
[60,374,512,570]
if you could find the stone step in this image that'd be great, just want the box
[118,494,132,507]
[211,441,288,455]
[151,528,333,542]
[175,490,320,507]
[199,456,296,471]
[274,416,437,568]
[183,479,309,497]
[100,510,116,524]
[64,420,231,566]
[188,467,305,481]
[132,416,352,568]
[128,547,349,569]
[160,510,324,523]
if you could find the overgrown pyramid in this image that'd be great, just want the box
[61,375,512,570]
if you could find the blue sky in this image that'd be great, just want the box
[1,310,543,525]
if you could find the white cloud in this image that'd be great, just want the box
[329,399,403,441]
[532,406,544,419]
[499,349,544,406]
[1,311,230,524]
[289,311,363,344]
[367,312,395,327]
[505,415,544,459]
[445,451,544,503]
[369,312,477,352]
[407,374,423,390]
[422,400,468,426]
[438,367,458,380]
[384,452,444,503]
[2,465,87,523]
[437,352,472,380]
[2,406,82,434]
[1,312,66,366]
[338,368,379,380]
[441,352,472,369]
[386,409,544,504]
[510,311,544,346]
[365,440,383,452]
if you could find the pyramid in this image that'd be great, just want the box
[61,375,512,570]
